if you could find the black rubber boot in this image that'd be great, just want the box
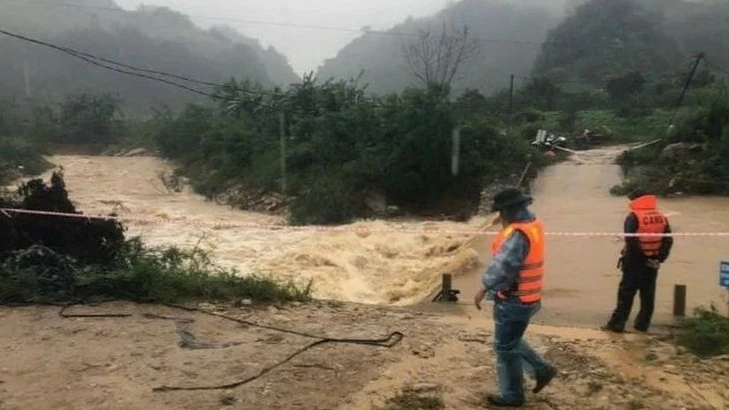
[533,365,557,394]
[485,394,525,407]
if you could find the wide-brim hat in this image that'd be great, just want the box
[491,187,532,212]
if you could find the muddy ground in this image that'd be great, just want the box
[1,301,727,410]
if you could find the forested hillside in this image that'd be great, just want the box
[0,0,299,113]
[317,0,560,96]
[317,0,728,96]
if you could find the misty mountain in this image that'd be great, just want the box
[532,0,682,84]
[533,0,729,85]
[0,0,299,113]
[316,0,562,96]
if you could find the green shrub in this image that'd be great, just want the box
[674,305,729,358]
[0,240,312,305]
[289,172,361,225]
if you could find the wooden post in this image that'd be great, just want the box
[673,284,686,317]
[441,274,452,302]
[433,274,459,303]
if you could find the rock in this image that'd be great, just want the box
[405,382,440,393]
[123,148,148,157]
[234,299,253,307]
[660,143,691,161]
[364,192,387,215]
[412,345,435,359]
[386,206,400,216]
[219,396,237,406]
[198,302,217,311]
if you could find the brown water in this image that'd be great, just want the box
[28,152,729,325]
[454,146,729,326]
[35,155,488,305]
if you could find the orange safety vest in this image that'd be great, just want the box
[491,219,545,303]
[629,195,668,258]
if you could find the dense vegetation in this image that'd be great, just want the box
[674,305,729,358]
[0,172,311,305]
[613,80,729,195]
[533,0,682,85]
[0,0,298,114]
[153,77,541,224]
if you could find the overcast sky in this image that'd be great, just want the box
[114,0,453,75]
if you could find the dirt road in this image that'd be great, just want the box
[1,302,726,410]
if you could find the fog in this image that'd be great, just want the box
[112,0,580,75]
[113,0,455,74]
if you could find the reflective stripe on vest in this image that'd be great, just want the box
[491,219,545,303]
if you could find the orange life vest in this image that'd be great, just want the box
[629,195,668,258]
[491,219,545,303]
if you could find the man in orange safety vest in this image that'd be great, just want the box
[603,189,674,333]
[474,188,556,407]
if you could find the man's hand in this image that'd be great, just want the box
[646,259,660,270]
[474,288,487,310]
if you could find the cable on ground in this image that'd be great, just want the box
[55,301,404,392]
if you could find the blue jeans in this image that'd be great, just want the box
[493,297,552,403]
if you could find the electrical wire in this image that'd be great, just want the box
[3,0,557,47]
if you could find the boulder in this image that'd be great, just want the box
[122,148,148,157]
[364,191,387,214]
[659,143,691,161]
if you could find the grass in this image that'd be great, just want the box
[673,305,729,358]
[0,238,312,306]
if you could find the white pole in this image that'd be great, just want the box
[279,111,287,200]
[451,126,461,176]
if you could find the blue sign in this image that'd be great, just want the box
[721,261,729,288]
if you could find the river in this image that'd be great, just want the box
[33,150,729,326]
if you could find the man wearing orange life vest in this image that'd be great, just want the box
[603,189,674,333]
[474,188,556,407]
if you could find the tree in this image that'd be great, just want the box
[522,77,562,110]
[606,71,646,102]
[57,94,122,144]
[403,22,477,92]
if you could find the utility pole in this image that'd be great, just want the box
[668,52,705,131]
[507,74,515,135]
[279,111,287,202]
[23,59,31,99]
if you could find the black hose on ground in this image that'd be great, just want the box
[55,301,404,392]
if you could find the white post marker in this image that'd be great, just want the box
[451,126,461,176]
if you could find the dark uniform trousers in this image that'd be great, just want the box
[607,260,658,332]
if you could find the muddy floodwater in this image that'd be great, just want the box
[32,150,729,327]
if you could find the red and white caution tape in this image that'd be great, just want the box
[2,207,729,237]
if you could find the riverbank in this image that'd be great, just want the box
[0,301,726,410]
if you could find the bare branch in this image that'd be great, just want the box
[402,22,477,91]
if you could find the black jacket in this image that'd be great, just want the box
[623,212,674,266]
